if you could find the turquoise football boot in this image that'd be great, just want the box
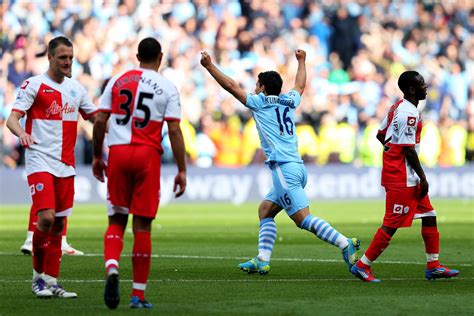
[342,238,361,270]
[238,257,270,275]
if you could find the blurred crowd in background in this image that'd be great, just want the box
[1,0,473,169]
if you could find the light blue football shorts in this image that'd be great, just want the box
[264,161,309,216]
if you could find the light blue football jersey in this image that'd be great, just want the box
[245,90,303,164]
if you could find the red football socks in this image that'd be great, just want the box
[32,228,49,274]
[104,224,125,273]
[422,226,440,269]
[62,217,68,236]
[28,210,38,232]
[131,231,151,300]
[45,234,62,277]
[364,228,392,263]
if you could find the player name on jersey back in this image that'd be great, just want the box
[99,68,181,153]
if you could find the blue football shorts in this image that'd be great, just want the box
[264,161,309,216]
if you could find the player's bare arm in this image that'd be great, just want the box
[292,49,306,96]
[92,111,110,182]
[6,111,35,147]
[87,112,97,123]
[167,120,187,198]
[200,51,247,105]
[404,146,428,197]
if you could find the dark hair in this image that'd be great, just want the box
[258,71,283,95]
[48,36,73,56]
[137,37,162,63]
[398,70,421,94]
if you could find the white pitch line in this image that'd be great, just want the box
[0,277,472,284]
[0,252,471,267]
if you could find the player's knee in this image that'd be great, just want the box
[421,215,437,227]
[109,213,128,227]
[133,216,153,232]
[258,212,270,220]
[51,217,65,234]
[258,201,282,219]
[258,203,269,216]
[381,225,397,236]
[38,213,55,230]
[294,216,308,228]
[258,207,272,220]
[290,208,309,228]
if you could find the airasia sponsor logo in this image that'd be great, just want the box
[45,101,76,118]
[21,80,30,89]
[63,103,76,115]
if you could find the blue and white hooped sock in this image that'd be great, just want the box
[300,215,348,249]
[257,218,277,262]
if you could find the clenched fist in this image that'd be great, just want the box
[200,51,213,68]
[295,49,306,62]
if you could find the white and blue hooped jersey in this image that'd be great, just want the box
[245,90,303,164]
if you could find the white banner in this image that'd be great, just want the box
[1,165,473,205]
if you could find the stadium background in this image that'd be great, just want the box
[1,0,473,170]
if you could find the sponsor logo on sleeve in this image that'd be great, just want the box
[36,183,44,191]
[20,80,29,90]
[407,116,416,126]
[16,90,25,100]
[393,114,399,131]
[393,204,403,214]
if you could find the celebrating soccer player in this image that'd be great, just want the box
[7,36,97,298]
[92,37,187,309]
[201,49,360,274]
[350,71,460,282]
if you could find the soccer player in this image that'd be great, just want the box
[21,214,84,256]
[350,71,460,282]
[93,37,187,309]
[200,49,360,274]
[6,36,97,298]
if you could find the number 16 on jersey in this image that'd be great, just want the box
[275,107,293,136]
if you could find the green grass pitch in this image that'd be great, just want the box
[0,199,473,315]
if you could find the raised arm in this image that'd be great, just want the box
[200,51,247,105]
[292,49,306,96]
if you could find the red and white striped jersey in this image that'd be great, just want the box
[378,99,422,188]
[98,68,181,152]
[12,74,97,176]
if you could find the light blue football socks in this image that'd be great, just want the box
[300,215,348,249]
